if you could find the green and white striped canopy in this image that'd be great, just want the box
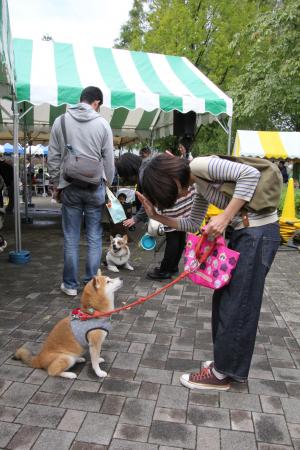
[0,0,14,96]
[0,38,232,142]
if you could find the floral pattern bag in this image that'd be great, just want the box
[184,232,240,290]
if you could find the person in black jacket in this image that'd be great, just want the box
[0,159,14,213]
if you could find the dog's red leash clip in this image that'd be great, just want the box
[71,308,90,321]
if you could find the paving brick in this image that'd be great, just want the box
[0,364,33,382]
[58,409,86,432]
[135,367,172,384]
[113,423,149,442]
[248,379,288,397]
[285,381,300,398]
[0,381,38,408]
[0,378,12,395]
[143,344,169,361]
[0,405,21,422]
[128,342,146,354]
[61,390,104,412]
[25,369,48,385]
[31,429,75,450]
[253,412,292,445]
[220,392,261,412]
[197,427,220,450]
[220,429,257,450]
[76,412,118,445]
[149,420,196,449]
[30,390,64,406]
[109,439,158,450]
[257,444,293,449]
[112,352,141,370]
[138,381,160,400]
[101,394,125,415]
[100,378,140,397]
[71,443,106,450]
[187,405,230,429]
[189,391,219,407]
[153,407,186,423]
[40,376,73,394]
[260,395,283,414]
[287,422,300,439]
[15,404,65,428]
[281,397,300,423]
[71,380,99,392]
[119,398,155,426]
[230,410,254,432]
[157,385,188,411]
[272,367,300,382]
[0,422,20,448]
[6,425,42,450]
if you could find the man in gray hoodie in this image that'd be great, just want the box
[49,86,114,296]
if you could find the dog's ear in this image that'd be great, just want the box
[92,276,100,289]
[110,236,114,243]
[122,234,128,244]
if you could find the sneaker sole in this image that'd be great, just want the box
[180,375,230,391]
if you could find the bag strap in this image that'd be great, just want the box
[195,233,215,264]
[60,114,68,146]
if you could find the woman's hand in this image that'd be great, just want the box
[205,212,231,237]
[136,192,157,219]
[123,218,135,227]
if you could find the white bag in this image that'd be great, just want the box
[106,187,127,224]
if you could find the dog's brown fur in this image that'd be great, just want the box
[14,272,122,379]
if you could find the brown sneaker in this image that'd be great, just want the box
[180,366,231,391]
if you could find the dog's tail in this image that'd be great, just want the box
[14,347,41,369]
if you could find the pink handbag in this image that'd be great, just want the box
[184,232,240,290]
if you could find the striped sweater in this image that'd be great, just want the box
[179,156,278,232]
[159,185,195,232]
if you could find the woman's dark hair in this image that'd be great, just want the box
[80,86,103,105]
[115,153,142,180]
[142,153,190,209]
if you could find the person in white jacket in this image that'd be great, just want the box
[48,86,114,296]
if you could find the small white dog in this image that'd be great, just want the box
[106,234,134,273]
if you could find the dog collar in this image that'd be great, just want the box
[72,307,98,321]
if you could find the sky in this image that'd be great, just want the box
[7,0,133,47]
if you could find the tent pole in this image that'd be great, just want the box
[12,99,21,252]
[227,117,232,156]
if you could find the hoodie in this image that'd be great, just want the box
[48,103,115,189]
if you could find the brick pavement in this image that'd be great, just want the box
[0,209,300,449]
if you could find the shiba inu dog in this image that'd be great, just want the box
[106,234,134,273]
[14,271,122,379]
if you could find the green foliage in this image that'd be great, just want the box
[116,0,300,151]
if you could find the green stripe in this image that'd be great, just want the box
[110,108,129,130]
[166,56,227,116]
[50,105,67,126]
[54,43,82,105]
[136,110,158,131]
[131,51,182,112]
[13,38,32,101]
[93,47,135,109]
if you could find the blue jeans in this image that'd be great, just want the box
[61,183,105,289]
[212,222,280,381]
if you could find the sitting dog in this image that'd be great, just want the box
[14,270,122,379]
[106,234,134,273]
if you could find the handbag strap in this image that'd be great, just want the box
[195,233,215,264]
[60,114,68,145]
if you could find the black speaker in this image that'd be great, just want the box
[173,110,196,138]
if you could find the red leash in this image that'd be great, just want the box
[73,234,212,321]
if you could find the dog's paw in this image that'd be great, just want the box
[60,371,77,379]
[98,357,105,363]
[95,368,107,378]
[125,264,134,271]
[76,357,86,363]
[107,265,119,273]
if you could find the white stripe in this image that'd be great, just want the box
[279,132,300,159]
[99,106,114,124]
[237,130,265,158]
[183,57,233,116]
[122,109,144,131]
[148,53,204,113]
[112,48,160,111]
[72,44,111,108]
[30,40,57,105]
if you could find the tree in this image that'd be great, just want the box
[233,0,300,130]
